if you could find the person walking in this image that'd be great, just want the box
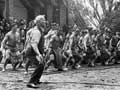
[21,15,46,88]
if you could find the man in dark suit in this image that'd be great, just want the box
[21,15,46,88]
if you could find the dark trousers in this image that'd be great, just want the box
[25,57,39,72]
[25,46,44,84]
[54,48,63,69]
[28,56,44,84]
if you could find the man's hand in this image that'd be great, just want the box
[39,54,43,61]
[1,45,5,51]
[18,49,25,56]
[36,54,43,64]
[0,47,3,52]
[16,51,22,57]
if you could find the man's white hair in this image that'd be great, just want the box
[34,15,45,24]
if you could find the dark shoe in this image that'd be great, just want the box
[88,64,95,67]
[12,66,17,71]
[18,65,24,68]
[114,61,119,64]
[27,83,39,88]
[44,64,49,70]
[58,69,63,71]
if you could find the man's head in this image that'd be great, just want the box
[116,32,120,37]
[34,15,46,29]
[11,23,18,33]
[81,29,88,35]
[51,23,56,30]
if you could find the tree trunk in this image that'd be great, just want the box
[4,0,9,20]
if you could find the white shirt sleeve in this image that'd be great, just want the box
[30,30,41,44]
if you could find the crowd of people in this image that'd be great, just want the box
[0,15,120,88]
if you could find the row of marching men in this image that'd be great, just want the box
[43,25,120,71]
[1,21,120,74]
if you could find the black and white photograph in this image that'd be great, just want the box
[0,0,120,90]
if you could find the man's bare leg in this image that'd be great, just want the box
[2,58,10,72]
[2,49,10,72]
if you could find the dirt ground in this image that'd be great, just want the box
[0,64,120,90]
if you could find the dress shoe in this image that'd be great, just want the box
[27,83,39,88]
[58,69,63,71]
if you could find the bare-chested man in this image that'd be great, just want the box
[1,24,20,71]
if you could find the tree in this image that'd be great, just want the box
[63,0,120,32]
[63,0,87,29]
[5,0,9,20]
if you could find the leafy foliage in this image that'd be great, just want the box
[63,0,120,32]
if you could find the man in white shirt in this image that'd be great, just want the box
[21,15,46,88]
